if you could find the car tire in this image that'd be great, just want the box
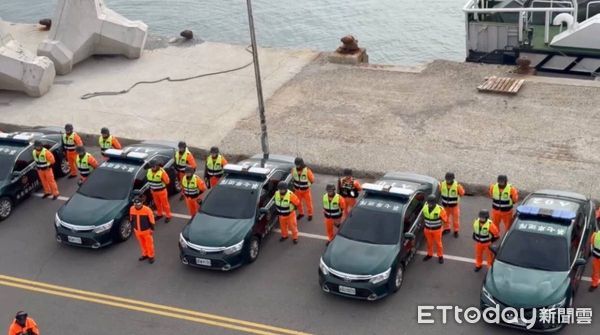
[0,196,13,221]
[244,236,261,263]
[114,217,133,242]
[389,263,405,293]
[55,153,70,177]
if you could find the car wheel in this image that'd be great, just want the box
[389,263,405,293]
[56,154,70,177]
[114,218,132,242]
[0,197,13,221]
[244,236,260,263]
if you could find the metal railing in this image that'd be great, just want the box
[586,0,600,18]
[463,0,577,44]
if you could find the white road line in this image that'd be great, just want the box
[33,192,595,283]
[274,229,329,241]
[33,193,70,202]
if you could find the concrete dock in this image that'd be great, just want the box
[2,21,600,197]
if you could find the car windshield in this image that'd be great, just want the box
[338,197,404,245]
[497,228,569,271]
[77,167,134,200]
[200,181,260,219]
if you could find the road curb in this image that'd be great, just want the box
[1,122,530,199]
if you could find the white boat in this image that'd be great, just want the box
[464,0,600,76]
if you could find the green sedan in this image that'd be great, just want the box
[319,172,438,301]
[481,189,596,332]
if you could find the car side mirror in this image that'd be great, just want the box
[404,232,415,241]
[489,244,499,255]
[11,171,21,179]
[575,258,587,267]
[259,207,269,214]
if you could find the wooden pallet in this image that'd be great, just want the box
[477,76,525,94]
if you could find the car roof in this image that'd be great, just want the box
[380,172,438,192]
[0,131,58,148]
[126,142,176,157]
[513,191,587,238]
[243,154,295,170]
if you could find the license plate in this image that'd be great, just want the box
[338,285,356,295]
[195,258,212,266]
[67,236,82,244]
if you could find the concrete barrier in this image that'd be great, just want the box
[0,26,56,97]
[38,0,148,75]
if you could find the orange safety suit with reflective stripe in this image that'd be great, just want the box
[472,218,499,268]
[591,231,600,288]
[130,205,155,258]
[439,181,465,232]
[182,174,206,216]
[32,148,59,196]
[99,135,122,158]
[275,190,301,240]
[338,177,361,218]
[175,149,197,180]
[323,193,346,241]
[62,132,83,176]
[489,183,519,233]
[421,204,447,257]
[8,317,39,335]
[147,168,171,218]
[292,167,315,216]
[205,155,228,188]
[76,153,98,183]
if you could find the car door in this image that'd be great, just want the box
[11,147,38,202]
[258,170,286,237]
[402,192,425,262]
[569,212,586,289]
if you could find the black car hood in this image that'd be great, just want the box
[186,213,253,247]
[58,193,126,226]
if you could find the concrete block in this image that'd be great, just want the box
[326,48,369,65]
[38,0,148,75]
[0,28,56,97]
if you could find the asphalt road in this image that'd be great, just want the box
[0,149,598,334]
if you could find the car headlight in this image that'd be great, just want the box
[547,297,567,310]
[179,233,188,249]
[93,220,114,234]
[369,268,391,284]
[54,213,61,227]
[481,285,497,305]
[223,240,244,255]
[319,258,330,276]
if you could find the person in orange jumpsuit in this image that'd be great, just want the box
[175,141,197,200]
[590,210,600,292]
[292,157,315,221]
[322,184,346,245]
[130,197,156,263]
[489,175,519,234]
[472,209,499,272]
[62,123,83,178]
[274,181,301,244]
[146,160,172,223]
[99,127,122,158]
[8,311,39,335]
[32,140,59,199]
[337,168,361,219]
[204,146,228,188]
[438,172,465,238]
[182,167,207,217]
[421,194,447,264]
[75,146,98,185]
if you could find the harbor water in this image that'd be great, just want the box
[0,0,466,65]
